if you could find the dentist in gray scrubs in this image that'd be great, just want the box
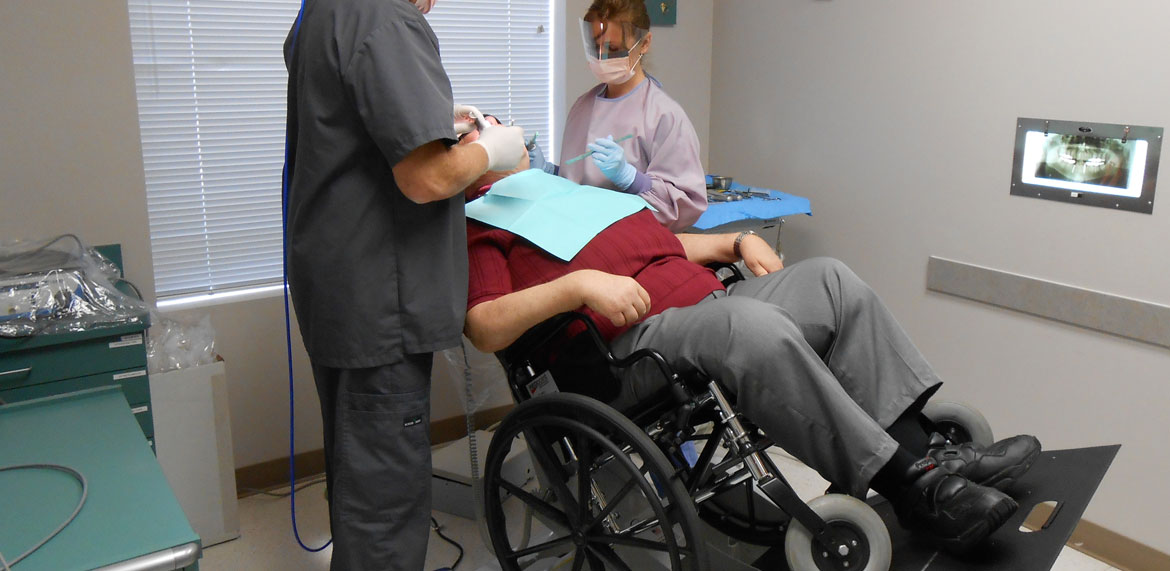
[283,0,526,568]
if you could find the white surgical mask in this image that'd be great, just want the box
[588,50,643,85]
[412,0,435,14]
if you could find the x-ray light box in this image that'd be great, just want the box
[1010,117,1162,214]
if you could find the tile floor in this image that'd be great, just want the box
[201,448,1120,571]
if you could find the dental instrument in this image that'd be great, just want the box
[563,134,634,165]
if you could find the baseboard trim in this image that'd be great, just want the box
[1023,502,1170,571]
[235,404,514,496]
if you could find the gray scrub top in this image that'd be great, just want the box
[284,0,466,368]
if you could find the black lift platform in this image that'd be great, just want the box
[754,445,1120,570]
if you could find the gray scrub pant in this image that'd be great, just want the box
[610,257,941,497]
[313,353,432,571]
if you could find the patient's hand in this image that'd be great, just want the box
[573,270,652,327]
[740,234,784,276]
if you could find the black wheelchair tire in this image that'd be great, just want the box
[483,393,709,571]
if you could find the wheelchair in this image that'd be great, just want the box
[479,268,993,571]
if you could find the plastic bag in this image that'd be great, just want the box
[146,309,218,374]
[0,235,148,337]
[439,337,506,415]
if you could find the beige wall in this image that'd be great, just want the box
[709,0,1170,553]
[1,0,154,299]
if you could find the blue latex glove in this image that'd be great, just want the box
[528,143,558,175]
[587,135,637,191]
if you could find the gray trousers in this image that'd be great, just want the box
[611,257,941,496]
[313,353,433,571]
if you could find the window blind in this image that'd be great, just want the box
[127,0,552,300]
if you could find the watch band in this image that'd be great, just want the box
[733,230,757,259]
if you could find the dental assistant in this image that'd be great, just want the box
[531,0,706,231]
[282,0,526,569]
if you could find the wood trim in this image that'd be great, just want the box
[235,404,514,496]
[1023,503,1170,571]
[235,449,326,497]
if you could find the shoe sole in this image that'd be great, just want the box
[940,492,1019,554]
[979,444,1042,492]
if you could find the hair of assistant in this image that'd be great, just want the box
[586,0,651,31]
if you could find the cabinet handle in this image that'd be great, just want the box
[0,367,32,379]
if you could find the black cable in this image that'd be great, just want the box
[114,278,144,300]
[430,516,464,570]
[0,234,84,277]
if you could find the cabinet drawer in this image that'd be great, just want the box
[0,368,149,406]
[0,332,146,390]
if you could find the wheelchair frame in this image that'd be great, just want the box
[484,308,889,571]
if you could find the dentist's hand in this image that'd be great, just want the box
[472,125,527,171]
[574,270,651,327]
[588,135,638,191]
[454,104,482,135]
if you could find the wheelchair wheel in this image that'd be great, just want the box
[484,393,708,571]
[783,494,891,571]
[922,401,994,448]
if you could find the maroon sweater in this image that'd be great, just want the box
[467,209,724,342]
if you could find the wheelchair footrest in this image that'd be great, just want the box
[751,445,1120,571]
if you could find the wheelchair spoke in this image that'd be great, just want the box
[505,535,574,560]
[570,547,586,571]
[523,429,583,525]
[586,476,639,531]
[586,543,636,571]
[497,478,570,531]
[575,432,596,523]
[584,545,606,571]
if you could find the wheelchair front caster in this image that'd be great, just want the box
[784,494,891,571]
[922,401,994,448]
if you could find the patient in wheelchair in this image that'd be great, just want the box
[458,117,1041,553]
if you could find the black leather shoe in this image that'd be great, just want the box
[927,433,1042,491]
[896,460,1018,553]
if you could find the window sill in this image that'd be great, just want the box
[156,284,285,313]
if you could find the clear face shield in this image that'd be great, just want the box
[580,18,648,62]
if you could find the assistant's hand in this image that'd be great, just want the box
[472,125,527,171]
[739,234,784,276]
[454,104,481,135]
[574,270,651,327]
[528,143,558,175]
[587,135,638,191]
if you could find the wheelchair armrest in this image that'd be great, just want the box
[496,311,683,396]
[495,311,581,371]
[707,261,745,287]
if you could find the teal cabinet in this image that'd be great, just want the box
[0,320,154,444]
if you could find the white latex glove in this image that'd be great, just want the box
[454,104,482,135]
[472,125,527,171]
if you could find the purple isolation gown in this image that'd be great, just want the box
[560,77,707,231]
